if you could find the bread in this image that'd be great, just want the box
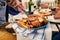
[17,20,28,28]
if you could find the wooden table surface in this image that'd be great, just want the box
[0,22,16,40]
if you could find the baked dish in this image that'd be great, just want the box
[17,14,48,29]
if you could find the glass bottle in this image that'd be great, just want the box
[28,0,34,14]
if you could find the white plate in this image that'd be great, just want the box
[47,15,60,23]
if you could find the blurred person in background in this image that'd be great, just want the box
[0,0,6,25]
[40,3,49,9]
[36,0,41,7]
[58,0,60,5]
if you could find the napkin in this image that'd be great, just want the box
[12,23,48,40]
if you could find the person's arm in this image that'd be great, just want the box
[6,0,17,10]
[6,0,25,12]
[17,3,25,12]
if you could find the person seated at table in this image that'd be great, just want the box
[6,0,27,22]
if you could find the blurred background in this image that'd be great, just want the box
[0,0,59,25]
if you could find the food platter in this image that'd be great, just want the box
[17,14,48,29]
[17,20,48,30]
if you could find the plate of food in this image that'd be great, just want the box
[33,8,52,16]
[40,9,52,16]
[17,14,48,29]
